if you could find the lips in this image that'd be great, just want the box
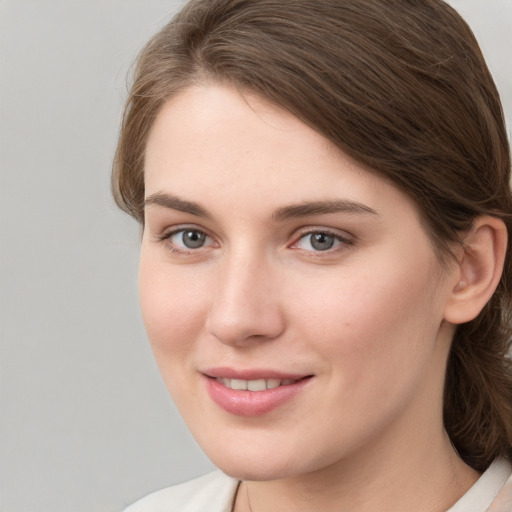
[203,368,312,417]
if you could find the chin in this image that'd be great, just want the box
[214,457,302,482]
[197,433,323,482]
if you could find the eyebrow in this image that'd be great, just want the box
[144,192,378,221]
[144,192,210,218]
[271,199,378,222]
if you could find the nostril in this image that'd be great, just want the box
[206,304,286,346]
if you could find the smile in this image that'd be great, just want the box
[204,371,313,417]
[214,377,298,391]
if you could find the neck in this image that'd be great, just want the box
[236,433,478,512]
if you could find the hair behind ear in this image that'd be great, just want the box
[444,216,512,471]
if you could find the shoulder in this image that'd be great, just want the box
[448,458,512,512]
[487,460,512,512]
[123,471,239,512]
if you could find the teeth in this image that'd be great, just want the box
[266,378,281,389]
[215,377,297,391]
[230,379,248,390]
[247,379,266,391]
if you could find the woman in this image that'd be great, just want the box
[113,0,512,510]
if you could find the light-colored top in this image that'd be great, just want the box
[448,458,512,512]
[124,471,239,512]
[124,458,512,512]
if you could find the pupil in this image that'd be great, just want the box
[183,230,205,249]
[311,233,334,251]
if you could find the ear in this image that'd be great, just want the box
[444,216,507,325]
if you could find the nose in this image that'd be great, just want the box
[206,251,286,347]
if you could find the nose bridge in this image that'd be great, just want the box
[206,244,284,345]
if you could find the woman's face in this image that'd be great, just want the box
[140,84,459,481]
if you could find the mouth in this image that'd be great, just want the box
[213,376,307,391]
[202,369,313,417]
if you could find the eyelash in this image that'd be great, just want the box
[291,228,354,254]
[156,226,354,256]
[157,226,216,255]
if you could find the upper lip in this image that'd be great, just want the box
[202,367,311,381]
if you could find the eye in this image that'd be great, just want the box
[294,231,349,252]
[167,228,213,250]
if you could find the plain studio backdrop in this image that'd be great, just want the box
[0,1,510,511]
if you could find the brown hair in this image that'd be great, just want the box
[112,0,512,471]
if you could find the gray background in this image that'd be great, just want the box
[0,1,510,511]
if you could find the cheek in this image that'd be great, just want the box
[291,252,446,385]
[285,259,448,454]
[138,252,208,361]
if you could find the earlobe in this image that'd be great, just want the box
[444,216,507,325]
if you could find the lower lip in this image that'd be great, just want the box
[205,376,312,417]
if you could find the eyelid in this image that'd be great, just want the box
[289,226,355,251]
[156,224,218,254]
[157,222,210,239]
[153,223,354,256]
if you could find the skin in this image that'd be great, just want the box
[140,83,480,511]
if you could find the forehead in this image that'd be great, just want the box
[145,84,341,182]
[143,83,418,223]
